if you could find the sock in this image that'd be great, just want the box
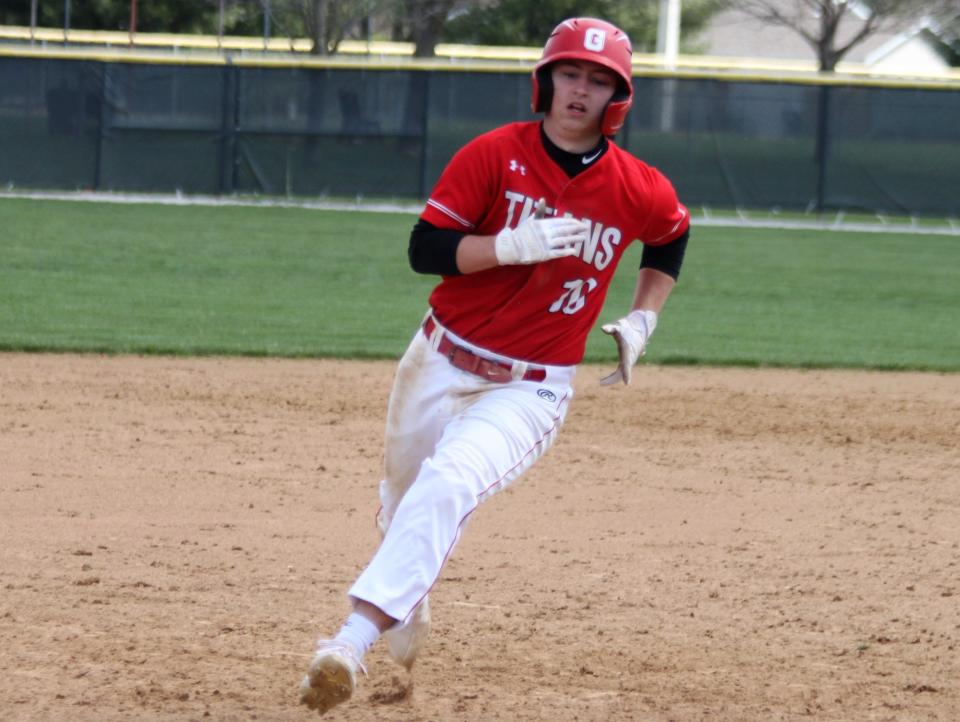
[334,613,381,659]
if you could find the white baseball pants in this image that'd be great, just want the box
[348,315,575,623]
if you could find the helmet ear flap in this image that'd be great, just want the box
[612,77,631,105]
[532,66,553,114]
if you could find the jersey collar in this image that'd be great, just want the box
[539,122,608,179]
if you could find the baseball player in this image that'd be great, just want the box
[299,17,689,715]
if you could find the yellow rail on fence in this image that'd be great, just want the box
[2,24,959,90]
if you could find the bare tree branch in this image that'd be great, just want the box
[725,0,947,70]
[833,12,880,58]
[738,0,818,46]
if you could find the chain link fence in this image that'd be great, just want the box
[2,54,958,216]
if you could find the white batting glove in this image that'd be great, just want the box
[599,309,658,386]
[494,198,587,266]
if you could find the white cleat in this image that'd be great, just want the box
[384,597,431,670]
[298,640,365,715]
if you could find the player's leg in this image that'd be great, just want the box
[377,327,458,533]
[375,328,461,668]
[348,374,573,623]
[299,327,456,712]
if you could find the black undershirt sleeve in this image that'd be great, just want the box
[408,219,465,276]
[639,228,689,281]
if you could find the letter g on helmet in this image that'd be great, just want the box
[530,17,634,136]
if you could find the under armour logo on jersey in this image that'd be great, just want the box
[509,159,526,175]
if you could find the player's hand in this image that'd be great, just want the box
[494,198,587,266]
[599,309,658,386]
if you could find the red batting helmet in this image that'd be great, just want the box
[531,18,634,136]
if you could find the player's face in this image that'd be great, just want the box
[546,61,618,142]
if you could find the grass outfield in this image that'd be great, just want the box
[2,197,958,371]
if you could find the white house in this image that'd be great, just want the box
[692,0,954,75]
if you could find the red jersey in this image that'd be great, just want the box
[420,121,689,366]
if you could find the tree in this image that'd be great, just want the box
[442,0,726,52]
[395,0,456,57]
[281,0,389,55]
[2,0,219,33]
[732,0,958,71]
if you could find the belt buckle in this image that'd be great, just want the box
[442,335,517,384]
[482,361,512,383]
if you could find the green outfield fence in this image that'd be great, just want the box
[1,44,959,216]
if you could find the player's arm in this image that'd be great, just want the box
[600,229,689,386]
[407,220,500,275]
[455,234,500,274]
[409,200,588,276]
[408,220,466,275]
[630,267,676,314]
[632,228,688,310]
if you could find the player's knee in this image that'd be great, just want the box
[406,455,481,515]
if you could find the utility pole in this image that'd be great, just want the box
[30,0,38,44]
[656,0,681,132]
[130,0,138,46]
[656,0,681,69]
[218,0,226,50]
[263,0,271,50]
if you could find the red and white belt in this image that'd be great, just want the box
[423,317,547,384]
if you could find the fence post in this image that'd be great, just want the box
[814,83,831,214]
[93,62,106,190]
[418,70,431,199]
[218,59,237,195]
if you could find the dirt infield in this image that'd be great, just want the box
[2,353,958,722]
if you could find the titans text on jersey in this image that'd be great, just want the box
[503,190,622,272]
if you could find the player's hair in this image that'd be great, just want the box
[531,18,634,136]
